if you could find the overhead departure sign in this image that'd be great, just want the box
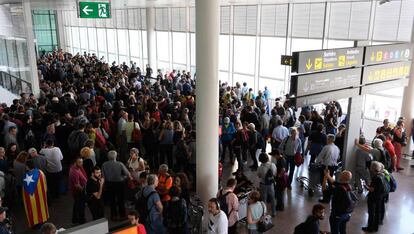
[292,47,363,74]
[281,55,293,66]
[290,68,362,97]
[364,43,412,65]
[362,61,411,85]
[79,2,111,19]
[294,88,360,107]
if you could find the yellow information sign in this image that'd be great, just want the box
[314,58,323,70]
[376,51,383,62]
[363,61,411,84]
[338,55,346,67]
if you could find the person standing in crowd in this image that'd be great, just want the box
[247,123,261,171]
[158,120,174,166]
[4,126,18,152]
[392,120,406,171]
[127,210,147,234]
[86,166,105,220]
[376,119,392,137]
[68,157,87,224]
[279,127,302,189]
[139,174,164,234]
[307,124,327,164]
[207,198,228,234]
[354,136,372,193]
[362,161,387,233]
[67,122,89,161]
[220,117,236,164]
[40,223,57,234]
[271,119,288,150]
[22,160,49,228]
[257,153,276,217]
[0,148,7,173]
[316,134,340,203]
[40,139,63,199]
[102,150,131,221]
[324,170,354,234]
[294,204,328,234]
[156,164,173,203]
[217,178,239,233]
[28,148,47,172]
[0,207,10,234]
[246,190,265,234]
[13,151,29,196]
[164,186,188,234]
[269,149,287,211]
[127,148,146,181]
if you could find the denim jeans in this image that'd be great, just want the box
[329,213,350,234]
[259,183,276,216]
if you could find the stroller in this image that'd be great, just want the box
[188,195,204,234]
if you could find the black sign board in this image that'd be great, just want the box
[281,55,293,66]
[290,68,362,97]
[294,88,360,107]
[292,47,364,74]
[362,61,411,85]
[360,78,409,95]
[364,43,413,65]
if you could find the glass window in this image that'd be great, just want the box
[142,31,148,58]
[157,61,170,72]
[88,28,97,52]
[233,36,256,75]
[71,27,80,48]
[258,78,284,99]
[259,37,286,78]
[172,63,186,71]
[326,40,354,49]
[97,28,107,60]
[156,31,169,61]
[33,14,51,30]
[117,29,128,56]
[291,38,322,52]
[219,71,230,84]
[119,55,128,64]
[129,30,141,58]
[131,57,141,68]
[64,27,72,48]
[190,33,195,66]
[79,27,88,51]
[233,73,254,88]
[106,29,117,54]
[108,53,118,64]
[363,93,402,123]
[219,35,229,71]
[172,32,186,65]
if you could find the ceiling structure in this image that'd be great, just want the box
[0,0,380,10]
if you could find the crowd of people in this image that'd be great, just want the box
[0,49,409,234]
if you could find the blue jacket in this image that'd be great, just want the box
[221,123,236,142]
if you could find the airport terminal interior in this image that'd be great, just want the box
[0,0,414,233]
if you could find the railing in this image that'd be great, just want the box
[0,71,32,95]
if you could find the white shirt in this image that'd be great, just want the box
[316,143,340,166]
[207,210,228,234]
[272,125,289,142]
[258,162,277,184]
[40,147,63,173]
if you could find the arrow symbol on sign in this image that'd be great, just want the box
[306,59,312,70]
[83,5,93,15]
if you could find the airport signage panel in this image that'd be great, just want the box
[79,2,111,19]
[364,43,412,65]
[294,88,360,107]
[281,55,293,66]
[361,78,409,95]
[292,47,363,74]
[362,61,411,85]
[290,68,362,97]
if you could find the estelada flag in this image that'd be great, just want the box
[22,168,49,227]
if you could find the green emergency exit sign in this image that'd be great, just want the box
[79,2,111,19]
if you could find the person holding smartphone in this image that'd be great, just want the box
[86,166,105,220]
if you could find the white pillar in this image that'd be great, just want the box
[146,8,157,71]
[400,23,414,155]
[196,0,220,205]
[22,1,40,97]
[56,10,66,50]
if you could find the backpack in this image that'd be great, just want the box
[256,132,265,149]
[340,185,358,213]
[379,174,391,194]
[264,167,275,185]
[135,190,157,222]
[165,199,187,228]
[286,108,296,128]
[384,170,397,192]
[379,149,392,172]
[217,190,233,217]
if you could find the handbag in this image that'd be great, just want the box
[257,202,274,233]
[294,152,304,166]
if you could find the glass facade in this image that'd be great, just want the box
[32,10,58,53]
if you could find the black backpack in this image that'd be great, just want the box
[286,108,297,128]
[135,190,157,222]
[264,167,275,185]
[340,185,358,213]
[379,149,392,171]
[165,199,187,229]
[217,190,233,217]
[256,132,265,150]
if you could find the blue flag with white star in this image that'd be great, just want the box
[23,169,39,195]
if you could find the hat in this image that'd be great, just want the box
[0,207,8,213]
[28,148,37,154]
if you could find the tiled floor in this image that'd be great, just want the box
[11,155,414,234]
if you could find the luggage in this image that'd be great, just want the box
[188,195,204,234]
[296,163,322,196]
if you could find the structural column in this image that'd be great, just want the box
[22,1,40,97]
[343,96,363,179]
[400,22,414,155]
[56,10,66,50]
[195,0,220,205]
[146,7,157,71]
